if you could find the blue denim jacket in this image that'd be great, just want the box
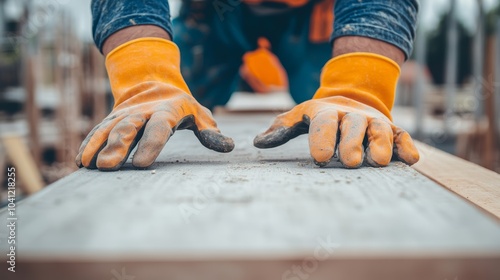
[91,0,418,58]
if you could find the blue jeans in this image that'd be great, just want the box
[91,0,418,109]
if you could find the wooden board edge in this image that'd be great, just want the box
[9,257,500,280]
[412,141,500,221]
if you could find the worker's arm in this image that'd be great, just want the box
[76,1,234,171]
[254,0,420,168]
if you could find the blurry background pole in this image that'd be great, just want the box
[23,0,42,167]
[444,0,458,133]
[480,0,496,171]
[472,0,492,170]
[412,0,427,140]
[473,0,484,121]
[0,0,4,39]
[496,19,500,136]
[55,9,82,167]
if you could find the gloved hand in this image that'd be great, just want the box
[76,38,234,171]
[254,53,419,168]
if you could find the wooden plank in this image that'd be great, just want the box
[1,135,44,194]
[413,141,500,220]
[1,114,500,278]
[10,257,500,280]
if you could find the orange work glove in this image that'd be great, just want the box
[254,53,419,168]
[76,38,234,171]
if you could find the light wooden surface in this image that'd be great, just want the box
[413,141,500,220]
[1,135,44,194]
[1,114,500,279]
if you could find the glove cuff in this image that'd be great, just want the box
[313,52,400,120]
[105,38,191,107]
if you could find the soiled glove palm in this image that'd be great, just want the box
[76,38,234,171]
[254,53,419,168]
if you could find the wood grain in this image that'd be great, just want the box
[1,114,499,279]
[413,141,500,220]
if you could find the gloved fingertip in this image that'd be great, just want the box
[96,152,127,171]
[398,149,420,166]
[365,154,388,167]
[253,134,266,148]
[365,157,380,167]
[132,153,156,169]
[310,147,334,167]
[199,129,235,153]
[340,161,363,169]
[338,150,364,169]
[410,151,420,164]
[97,165,122,172]
[365,147,390,167]
[394,130,420,165]
[313,159,330,167]
[75,153,83,168]
[253,127,287,148]
[253,134,267,148]
[96,154,125,171]
[81,142,106,169]
[132,161,154,169]
[85,161,99,170]
[80,153,99,169]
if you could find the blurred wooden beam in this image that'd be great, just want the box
[473,0,485,120]
[24,56,41,166]
[482,36,496,170]
[54,10,81,168]
[444,0,459,133]
[1,135,44,194]
[496,20,500,138]
[90,45,107,124]
[412,0,428,140]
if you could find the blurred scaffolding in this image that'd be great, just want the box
[0,0,107,200]
[398,0,500,172]
[0,0,499,202]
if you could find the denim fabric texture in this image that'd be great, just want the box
[332,0,419,59]
[91,0,173,53]
[92,0,418,57]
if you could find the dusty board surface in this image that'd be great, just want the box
[1,114,500,279]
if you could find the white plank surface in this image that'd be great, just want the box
[1,114,500,279]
